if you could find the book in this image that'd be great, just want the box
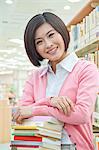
[12,132,36,136]
[41,142,61,150]
[22,116,63,125]
[34,121,63,132]
[16,146,52,150]
[14,135,61,145]
[12,128,62,139]
[36,127,62,139]
[14,135,42,142]
[12,125,37,130]
[12,129,39,134]
[10,145,39,148]
[11,140,42,146]
[17,148,40,150]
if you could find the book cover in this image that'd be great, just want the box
[35,121,63,132]
[12,125,37,130]
[12,132,36,136]
[14,135,61,145]
[11,140,42,146]
[10,145,39,149]
[16,146,52,150]
[17,148,40,150]
[23,116,63,125]
[14,135,42,142]
[37,127,62,139]
[41,142,61,150]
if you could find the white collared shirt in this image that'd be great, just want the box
[46,52,79,97]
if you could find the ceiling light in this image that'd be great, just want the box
[0,71,13,75]
[5,0,13,4]
[68,0,81,2]
[9,39,24,45]
[0,48,16,53]
[64,5,71,10]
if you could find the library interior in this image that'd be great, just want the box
[0,0,99,150]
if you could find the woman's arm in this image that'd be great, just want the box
[30,63,99,125]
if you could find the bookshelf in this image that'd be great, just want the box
[75,37,99,57]
[67,0,99,58]
[67,0,99,31]
[67,1,99,149]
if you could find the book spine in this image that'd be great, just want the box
[14,136,42,142]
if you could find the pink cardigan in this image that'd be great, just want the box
[19,60,99,150]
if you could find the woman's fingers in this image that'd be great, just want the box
[55,103,65,113]
[50,96,75,115]
[12,105,33,124]
[58,97,71,115]
[64,96,75,111]
[16,115,24,124]
[12,109,20,121]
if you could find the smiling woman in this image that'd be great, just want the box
[24,12,70,67]
[12,12,99,150]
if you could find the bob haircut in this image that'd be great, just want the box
[24,12,70,66]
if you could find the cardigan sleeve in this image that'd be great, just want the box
[30,63,99,125]
[18,70,51,107]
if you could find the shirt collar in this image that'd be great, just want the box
[40,52,79,77]
[58,52,79,72]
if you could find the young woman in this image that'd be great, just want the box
[12,12,99,150]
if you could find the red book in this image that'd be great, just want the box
[10,145,39,148]
[14,135,42,142]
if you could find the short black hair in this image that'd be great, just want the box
[24,12,70,67]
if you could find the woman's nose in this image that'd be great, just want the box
[45,39,53,49]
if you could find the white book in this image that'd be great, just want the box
[37,127,62,139]
[42,137,61,145]
[41,143,61,150]
[23,116,63,125]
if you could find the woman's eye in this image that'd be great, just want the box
[36,40,42,45]
[49,33,54,37]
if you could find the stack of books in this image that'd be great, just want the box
[10,116,64,150]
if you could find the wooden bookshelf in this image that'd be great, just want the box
[75,37,99,57]
[66,0,99,66]
[67,0,99,31]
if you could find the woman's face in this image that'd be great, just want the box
[35,22,66,63]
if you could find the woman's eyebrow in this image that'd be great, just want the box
[46,29,54,35]
[35,29,55,41]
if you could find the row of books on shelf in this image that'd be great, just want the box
[84,51,99,68]
[69,6,99,51]
[10,116,76,150]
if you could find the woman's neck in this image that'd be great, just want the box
[51,51,69,73]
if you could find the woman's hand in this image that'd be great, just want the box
[50,96,75,115]
[12,105,33,124]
